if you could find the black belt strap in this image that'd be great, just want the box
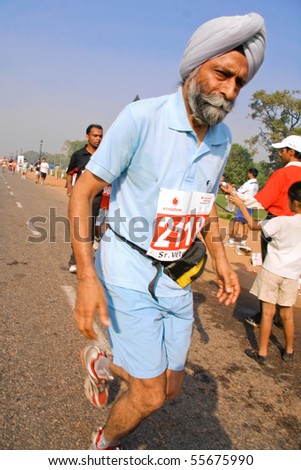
[109,227,165,301]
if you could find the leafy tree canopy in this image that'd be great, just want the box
[245,89,301,170]
[223,143,254,188]
[256,160,271,189]
[62,139,86,158]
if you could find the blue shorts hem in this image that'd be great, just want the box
[113,360,167,379]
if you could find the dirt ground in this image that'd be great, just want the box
[25,170,301,450]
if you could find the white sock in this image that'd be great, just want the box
[97,431,119,449]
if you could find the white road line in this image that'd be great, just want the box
[7,185,11,189]
[61,285,111,351]
[61,285,76,307]
[16,202,22,208]
[10,191,14,196]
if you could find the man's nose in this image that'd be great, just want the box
[221,79,240,102]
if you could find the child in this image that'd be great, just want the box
[225,169,259,246]
[229,181,301,365]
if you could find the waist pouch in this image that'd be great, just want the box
[109,227,207,301]
[162,238,207,288]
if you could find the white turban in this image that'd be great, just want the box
[180,13,266,82]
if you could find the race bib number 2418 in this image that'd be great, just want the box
[147,188,214,261]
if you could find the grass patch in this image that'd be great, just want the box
[216,192,267,221]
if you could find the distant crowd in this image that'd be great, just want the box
[1,155,64,182]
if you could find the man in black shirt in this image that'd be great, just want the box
[66,124,103,273]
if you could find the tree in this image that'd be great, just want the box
[256,160,271,189]
[245,89,301,169]
[223,143,254,187]
[62,139,86,159]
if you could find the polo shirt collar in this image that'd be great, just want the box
[168,87,192,132]
[81,145,92,157]
[285,161,301,167]
[167,87,230,146]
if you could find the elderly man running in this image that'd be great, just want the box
[69,13,266,449]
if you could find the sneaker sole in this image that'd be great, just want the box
[245,318,260,328]
[84,376,108,408]
[81,347,101,384]
[81,346,114,383]
[245,349,266,365]
[81,346,110,408]
[282,352,294,362]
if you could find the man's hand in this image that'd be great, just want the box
[212,257,240,306]
[229,192,244,209]
[220,182,235,195]
[74,277,110,340]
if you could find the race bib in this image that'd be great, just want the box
[147,188,214,261]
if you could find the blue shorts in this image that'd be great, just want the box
[234,207,254,224]
[103,282,194,379]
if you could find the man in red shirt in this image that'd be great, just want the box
[222,135,301,327]
[254,136,301,216]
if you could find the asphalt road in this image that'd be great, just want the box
[1,171,300,451]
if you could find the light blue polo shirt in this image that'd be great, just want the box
[87,87,232,296]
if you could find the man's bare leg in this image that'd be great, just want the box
[103,367,184,442]
[280,306,294,353]
[258,302,275,356]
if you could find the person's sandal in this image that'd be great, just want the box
[245,348,266,365]
[281,350,294,362]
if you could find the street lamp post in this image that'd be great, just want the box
[39,140,43,159]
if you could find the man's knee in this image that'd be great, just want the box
[129,376,166,416]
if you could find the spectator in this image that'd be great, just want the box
[229,181,301,364]
[221,135,301,327]
[225,168,259,246]
[54,164,60,179]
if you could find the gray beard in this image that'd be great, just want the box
[187,78,234,127]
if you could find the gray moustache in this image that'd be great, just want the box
[204,95,234,112]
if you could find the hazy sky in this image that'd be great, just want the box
[1,0,300,161]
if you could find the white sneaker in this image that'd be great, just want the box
[69,265,77,273]
[81,345,113,408]
[91,427,123,450]
[224,238,236,247]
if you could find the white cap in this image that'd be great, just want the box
[271,135,301,153]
